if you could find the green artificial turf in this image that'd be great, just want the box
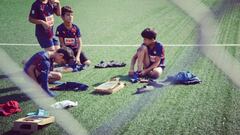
[0,0,240,135]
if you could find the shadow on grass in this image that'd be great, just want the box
[2,130,20,135]
[0,93,30,103]
[0,87,20,94]
[90,91,111,96]
[92,82,103,87]
[2,124,52,135]
[0,75,8,80]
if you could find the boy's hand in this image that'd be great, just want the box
[139,70,147,76]
[49,0,60,7]
[41,21,51,30]
[50,0,60,4]
[76,57,81,65]
[128,70,134,77]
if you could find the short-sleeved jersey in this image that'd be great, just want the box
[147,41,165,68]
[24,51,53,92]
[29,0,56,38]
[56,23,81,50]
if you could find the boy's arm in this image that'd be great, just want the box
[29,16,51,30]
[143,45,165,75]
[129,53,138,76]
[56,27,65,47]
[58,37,65,47]
[142,56,160,75]
[160,47,165,67]
[28,3,51,30]
[52,0,61,16]
[39,61,56,97]
[76,37,83,64]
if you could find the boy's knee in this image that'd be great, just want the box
[137,45,147,53]
[150,68,163,79]
[151,72,160,79]
[51,72,62,81]
[56,73,62,80]
[137,46,148,57]
[132,53,138,59]
[84,60,91,66]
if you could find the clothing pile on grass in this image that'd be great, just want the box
[50,81,88,91]
[95,60,126,68]
[0,100,21,116]
[135,71,202,94]
[51,100,78,109]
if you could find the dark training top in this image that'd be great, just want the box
[29,0,56,39]
[146,41,165,68]
[56,23,81,51]
[24,51,54,96]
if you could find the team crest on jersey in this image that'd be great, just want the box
[153,51,157,54]
[64,38,75,46]
[150,55,156,62]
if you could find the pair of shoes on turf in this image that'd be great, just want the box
[130,72,140,83]
[50,82,89,91]
[68,63,88,72]
[95,60,126,68]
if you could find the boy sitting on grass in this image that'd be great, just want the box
[129,28,165,79]
[24,47,75,97]
[56,6,91,66]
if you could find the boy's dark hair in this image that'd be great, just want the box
[61,6,73,16]
[57,47,75,63]
[141,28,157,40]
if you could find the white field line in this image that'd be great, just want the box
[0,43,240,47]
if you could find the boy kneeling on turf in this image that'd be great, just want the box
[129,28,165,79]
[24,47,75,97]
[56,6,91,66]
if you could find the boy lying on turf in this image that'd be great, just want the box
[29,0,61,51]
[24,47,75,97]
[129,28,165,79]
[56,6,91,66]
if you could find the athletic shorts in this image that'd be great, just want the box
[36,36,59,48]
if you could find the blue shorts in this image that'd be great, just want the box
[36,36,59,49]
